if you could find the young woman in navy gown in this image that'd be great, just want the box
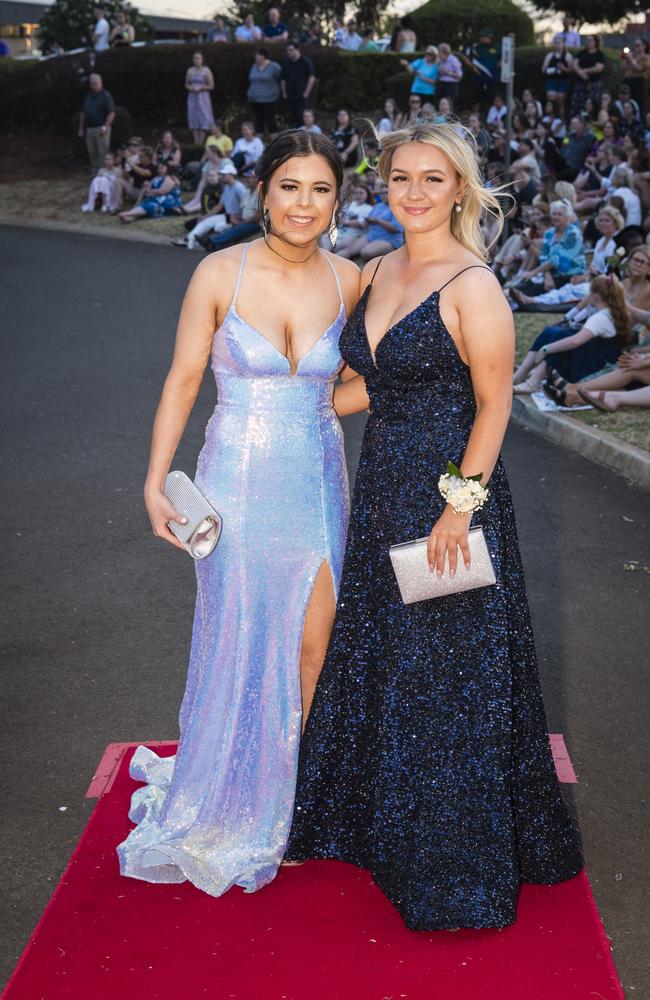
[285,122,584,930]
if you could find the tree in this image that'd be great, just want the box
[409,0,535,50]
[232,0,391,36]
[39,0,153,55]
[543,0,644,25]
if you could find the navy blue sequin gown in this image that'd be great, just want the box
[286,265,584,930]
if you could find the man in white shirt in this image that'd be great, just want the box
[486,94,508,130]
[554,18,581,48]
[207,173,262,250]
[234,15,262,43]
[331,19,345,46]
[232,122,264,174]
[91,7,110,52]
[511,139,542,181]
[177,162,249,249]
[301,109,322,133]
[338,19,362,51]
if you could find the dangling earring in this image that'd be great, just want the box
[328,215,338,249]
[262,208,270,237]
[455,203,462,213]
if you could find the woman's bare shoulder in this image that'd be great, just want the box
[450,261,512,332]
[324,251,362,300]
[442,255,501,294]
[185,242,254,308]
[194,241,255,280]
[358,250,401,294]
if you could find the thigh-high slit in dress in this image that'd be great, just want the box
[117,245,349,895]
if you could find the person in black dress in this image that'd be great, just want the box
[329,109,360,169]
[285,122,584,930]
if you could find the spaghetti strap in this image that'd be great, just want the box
[437,265,493,293]
[231,243,250,310]
[323,252,344,305]
[370,257,384,285]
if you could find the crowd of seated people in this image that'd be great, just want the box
[75,21,650,412]
[450,35,650,414]
[80,133,182,218]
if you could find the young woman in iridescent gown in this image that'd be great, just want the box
[117,131,360,896]
[286,123,584,929]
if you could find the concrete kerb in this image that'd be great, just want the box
[511,395,650,489]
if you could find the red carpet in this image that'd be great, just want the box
[3,743,623,1000]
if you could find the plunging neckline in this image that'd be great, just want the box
[361,284,472,371]
[360,261,491,369]
[225,243,346,376]
[229,300,346,375]
[362,284,440,366]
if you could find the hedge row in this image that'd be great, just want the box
[0,43,636,136]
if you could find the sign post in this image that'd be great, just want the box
[501,33,515,241]
[501,33,515,172]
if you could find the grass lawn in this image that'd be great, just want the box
[514,311,649,453]
[0,176,188,243]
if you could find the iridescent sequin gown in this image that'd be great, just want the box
[286,264,584,930]
[117,245,349,895]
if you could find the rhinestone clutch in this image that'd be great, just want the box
[389,526,496,604]
[163,471,222,560]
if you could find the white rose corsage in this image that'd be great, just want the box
[438,461,489,514]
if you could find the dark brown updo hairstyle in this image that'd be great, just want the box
[255,129,345,241]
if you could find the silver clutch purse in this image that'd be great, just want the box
[389,526,496,604]
[163,471,222,560]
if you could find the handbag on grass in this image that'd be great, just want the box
[163,471,222,560]
[389,526,496,604]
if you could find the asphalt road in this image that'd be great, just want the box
[1,226,648,995]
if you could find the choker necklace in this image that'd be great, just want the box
[263,235,320,265]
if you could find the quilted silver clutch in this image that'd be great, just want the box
[163,471,222,560]
[389,526,496,604]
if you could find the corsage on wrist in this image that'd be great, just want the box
[438,461,489,514]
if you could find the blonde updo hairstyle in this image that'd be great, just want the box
[553,180,577,206]
[373,121,508,262]
[596,204,625,231]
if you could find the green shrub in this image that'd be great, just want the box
[317,50,406,111]
[0,41,637,136]
[111,106,135,145]
[409,0,535,50]
[0,50,93,133]
[0,45,407,132]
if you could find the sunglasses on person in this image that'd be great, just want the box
[410,98,422,105]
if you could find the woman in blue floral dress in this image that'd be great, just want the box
[513,199,585,296]
[119,163,183,223]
